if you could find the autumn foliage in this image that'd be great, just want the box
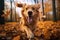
[0,21,60,40]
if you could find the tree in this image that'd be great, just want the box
[10,0,12,21]
[56,0,60,20]
[44,0,52,14]
[44,0,57,21]
[0,0,5,24]
[42,0,44,15]
[52,0,57,21]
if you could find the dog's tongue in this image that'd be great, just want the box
[29,18,32,23]
[28,17,32,23]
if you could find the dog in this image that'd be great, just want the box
[20,4,41,39]
[16,3,34,39]
[16,3,46,40]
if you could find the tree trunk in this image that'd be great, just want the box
[0,0,5,24]
[52,0,57,21]
[42,0,44,15]
[10,0,13,22]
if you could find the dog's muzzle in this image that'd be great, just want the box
[28,11,33,23]
[28,11,32,18]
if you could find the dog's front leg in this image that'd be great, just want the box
[23,26,34,39]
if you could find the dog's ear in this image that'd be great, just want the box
[16,3,23,7]
[34,3,40,9]
[16,3,26,8]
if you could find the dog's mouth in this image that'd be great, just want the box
[28,11,33,23]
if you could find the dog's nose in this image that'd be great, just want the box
[28,11,33,17]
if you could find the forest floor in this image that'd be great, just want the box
[0,21,60,40]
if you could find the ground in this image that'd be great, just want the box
[0,21,60,40]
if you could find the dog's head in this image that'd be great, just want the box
[22,4,40,24]
[16,3,40,24]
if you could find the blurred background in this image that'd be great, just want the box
[4,0,60,22]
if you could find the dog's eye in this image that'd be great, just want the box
[32,7,35,10]
[26,8,28,10]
